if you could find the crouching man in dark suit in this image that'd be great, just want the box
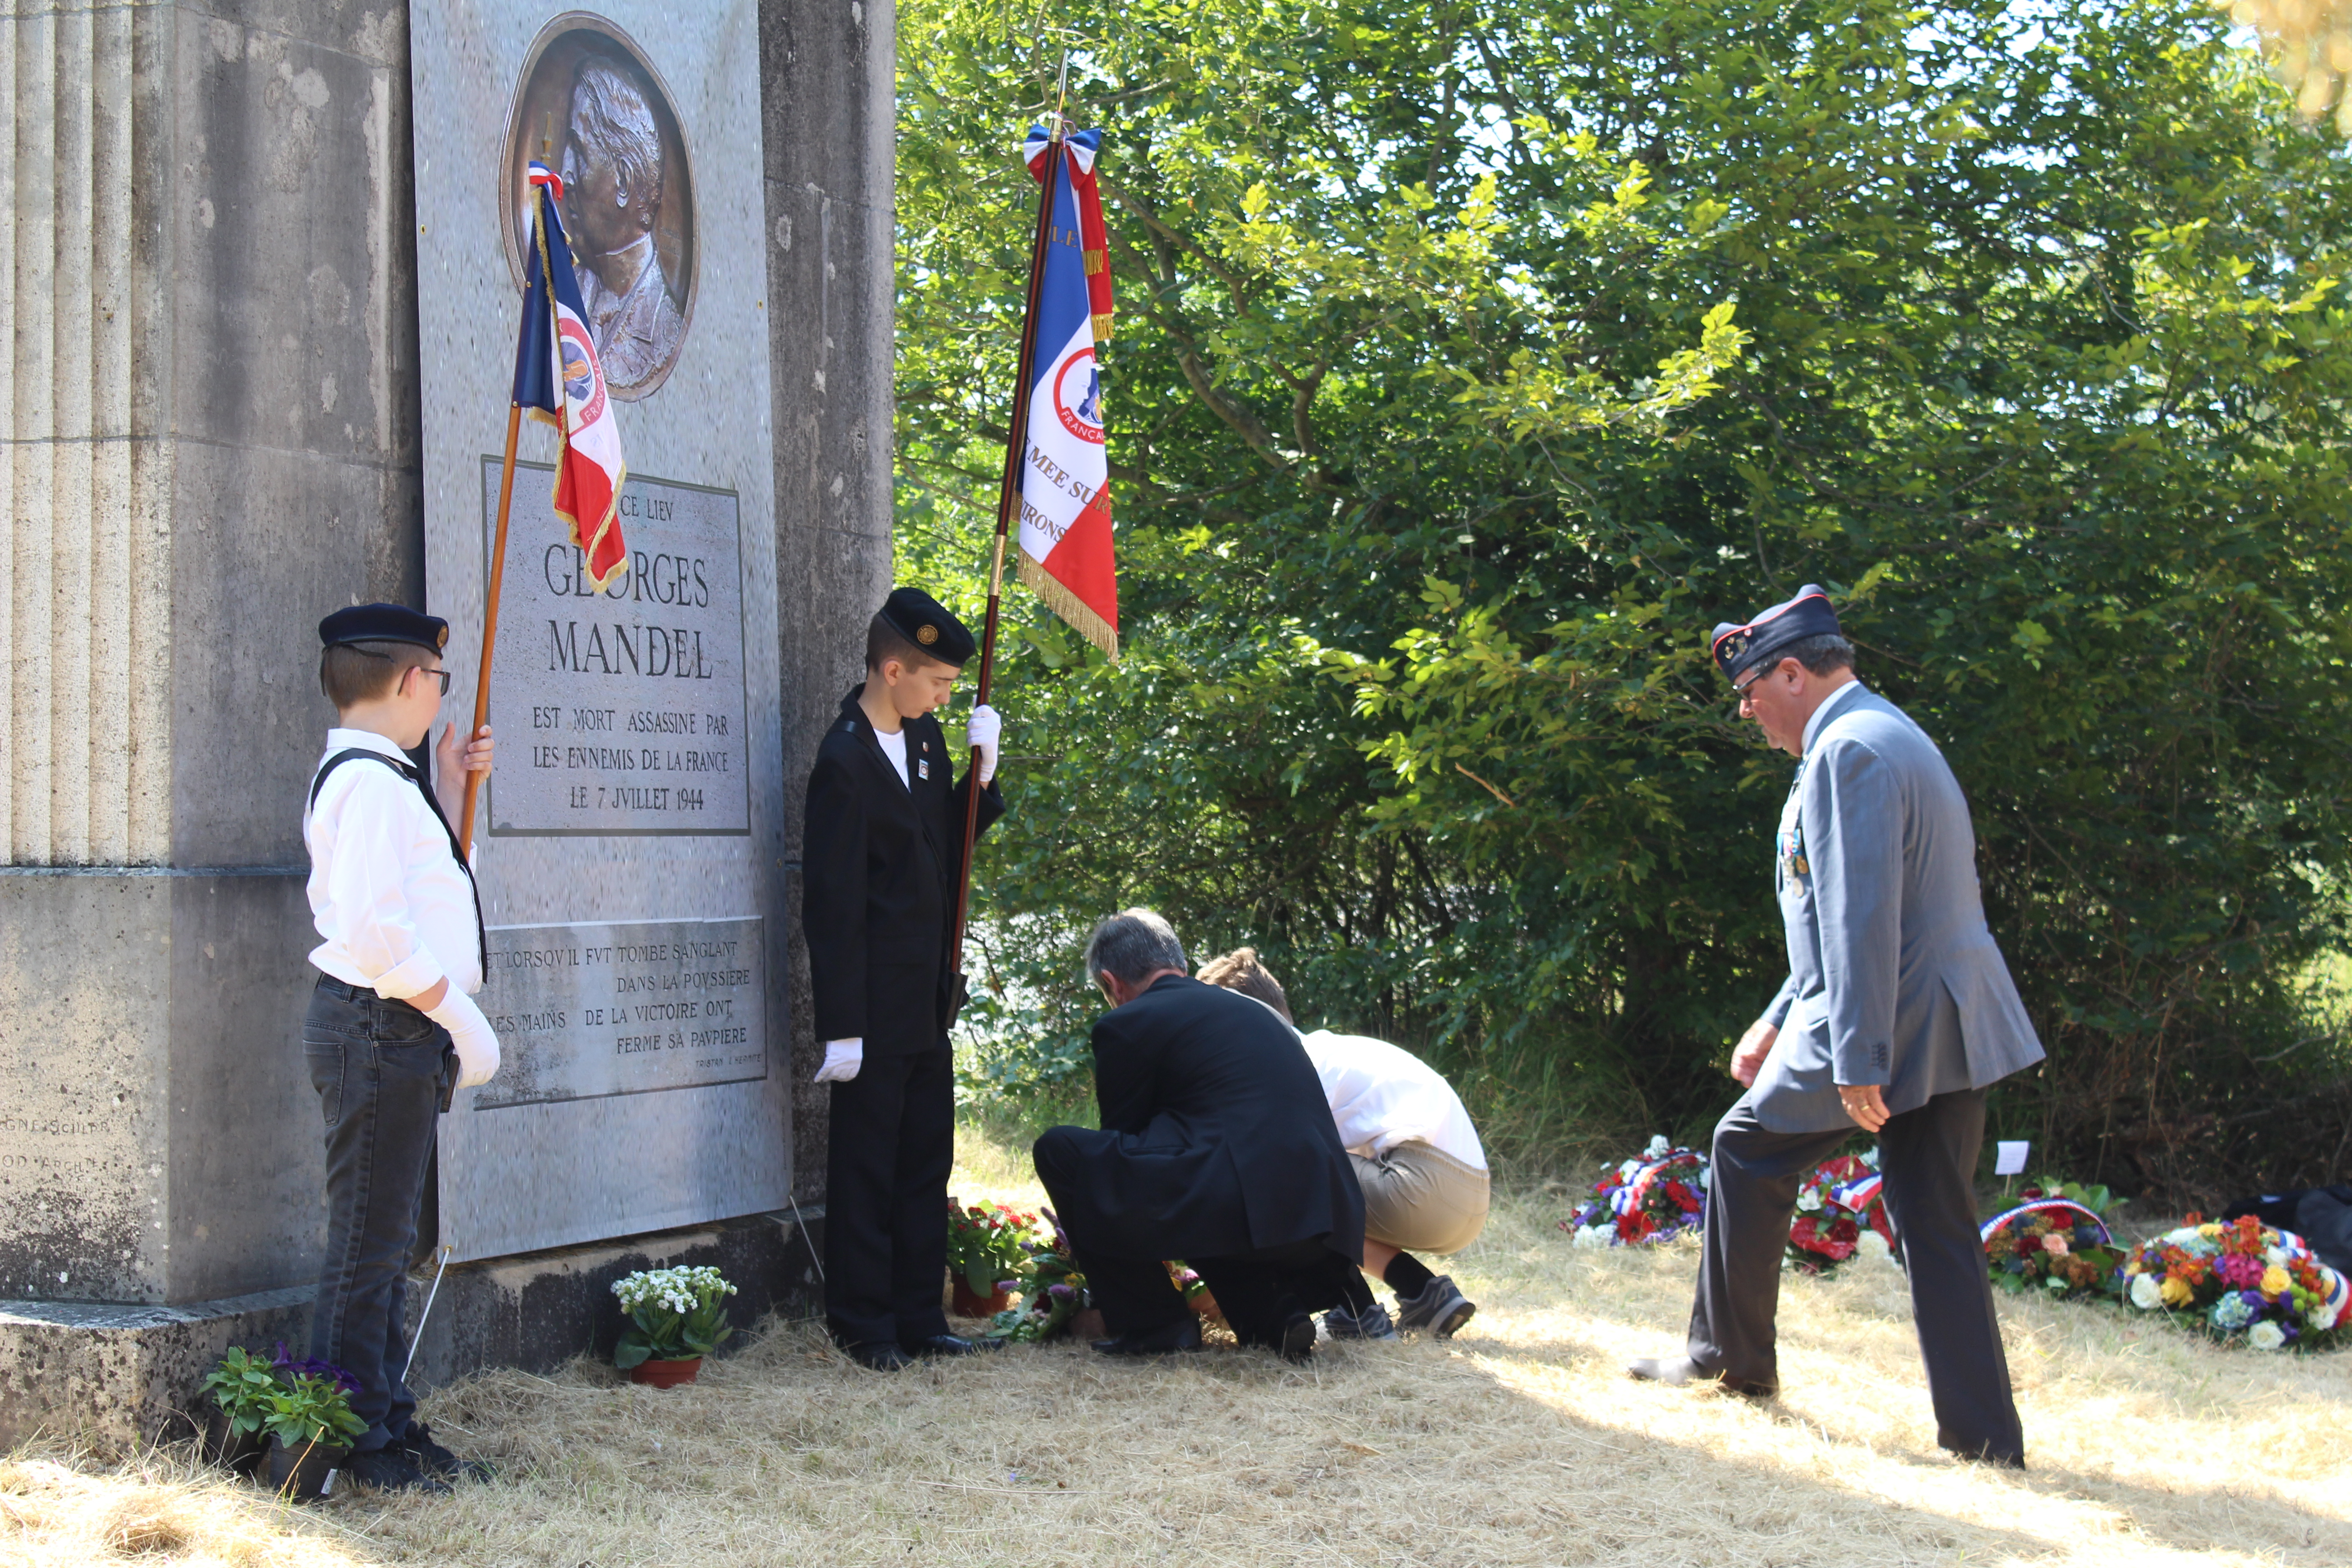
[1034,909,1367,1362]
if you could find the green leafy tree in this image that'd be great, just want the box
[898,0,2352,1195]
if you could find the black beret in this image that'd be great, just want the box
[878,586,976,666]
[319,603,450,654]
[1710,583,1840,681]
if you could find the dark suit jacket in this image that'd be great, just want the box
[1039,975,1365,1262]
[802,686,1004,1051]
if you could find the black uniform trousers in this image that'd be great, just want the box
[823,1043,955,1349]
[1688,1086,2024,1464]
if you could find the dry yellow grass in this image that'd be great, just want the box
[6,1120,2349,1566]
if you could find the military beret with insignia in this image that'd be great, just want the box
[318,603,450,654]
[878,586,977,666]
[1710,583,1840,681]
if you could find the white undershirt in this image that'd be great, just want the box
[304,728,483,1000]
[1299,1029,1488,1170]
[874,726,910,789]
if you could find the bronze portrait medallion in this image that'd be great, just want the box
[502,12,697,402]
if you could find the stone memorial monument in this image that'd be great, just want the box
[0,0,896,1448]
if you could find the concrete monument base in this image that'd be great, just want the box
[0,1211,823,1454]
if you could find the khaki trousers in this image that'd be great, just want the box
[1351,1140,1490,1254]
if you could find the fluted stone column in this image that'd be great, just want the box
[0,2,423,1316]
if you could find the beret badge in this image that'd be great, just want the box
[916,624,939,646]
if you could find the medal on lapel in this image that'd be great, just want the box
[1781,822,1809,880]
[919,759,931,780]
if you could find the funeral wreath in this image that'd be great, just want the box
[2115,1215,2349,1352]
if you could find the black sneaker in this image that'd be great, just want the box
[1323,1301,1401,1340]
[397,1422,493,1482]
[1394,1274,1476,1338]
[345,1445,451,1496]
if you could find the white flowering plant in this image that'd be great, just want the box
[611,1265,739,1369]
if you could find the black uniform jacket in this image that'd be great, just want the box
[1047,975,1365,1262]
[803,686,1004,1051]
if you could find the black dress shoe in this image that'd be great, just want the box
[1627,1354,1775,1398]
[847,1341,915,1372]
[1091,1318,1204,1357]
[1277,1308,1317,1363]
[904,1333,1002,1357]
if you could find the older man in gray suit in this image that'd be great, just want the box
[1628,584,2043,1469]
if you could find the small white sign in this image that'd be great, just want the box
[319,1468,338,1497]
[1994,1141,2030,1176]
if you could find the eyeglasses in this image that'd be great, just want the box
[403,666,453,696]
[1732,671,1770,708]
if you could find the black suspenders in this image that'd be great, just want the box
[309,748,490,977]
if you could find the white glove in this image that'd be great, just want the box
[814,1038,864,1084]
[967,705,1002,785]
[423,988,502,1089]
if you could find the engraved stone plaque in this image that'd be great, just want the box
[477,917,764,1109]
[414,0,787,1262]
[484,461,750,836]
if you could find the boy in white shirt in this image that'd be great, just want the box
[302,604,500,1494]
[1200,949,1488,1338]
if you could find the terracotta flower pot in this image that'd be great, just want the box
[267,1436,351,1501]
[629,1356,703,1388]
[1186,1290,1220,1319]
[951,1281,1013,1318]
[1069,1307,1108,1342]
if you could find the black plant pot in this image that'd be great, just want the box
[201,1412,269,1476]
[267,1435,352,1501]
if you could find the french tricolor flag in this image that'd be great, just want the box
[1014,127,1118,660]
[513,161,628,590]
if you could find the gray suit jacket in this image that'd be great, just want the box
[1750,685,2044,1133]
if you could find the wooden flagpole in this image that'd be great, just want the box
[949,118,1064,978]
[458,402,523,858]
[459,144,554,859]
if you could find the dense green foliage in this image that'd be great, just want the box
[897,0,2352,1195]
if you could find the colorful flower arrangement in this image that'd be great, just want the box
[1785,1150,1896,1270]
[1982,1180,2125,1297]
[2115,1214,2349,1352]
[946,1200,1047,1297]
[1560,1135,1710,1246]
[983,1215,1089,1343]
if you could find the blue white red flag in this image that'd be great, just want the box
[513,160,628,590]
[1014,127,1118,659]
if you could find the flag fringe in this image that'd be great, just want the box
[1018,552,1119,663]
[1091,311,1114,341]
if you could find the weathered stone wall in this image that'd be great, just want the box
[761,0,897,1207]
[0,0,422,1308]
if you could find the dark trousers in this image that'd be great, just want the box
[1076,1240,1360,1347]
[304,977,451,1454]
[824,1043,954,1348]
[1688,1087,2024,1463]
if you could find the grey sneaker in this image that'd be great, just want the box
[1323,1301,1401,1340]
[1394,1274,1476,1338]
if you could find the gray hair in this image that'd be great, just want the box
[1083,908,1188,987]
[1783,633,1855,676]
[570,57,664,213]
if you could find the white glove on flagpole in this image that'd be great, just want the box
[424,988,502,1089]
[814,1038,864,1084]
[967,704,1002,785]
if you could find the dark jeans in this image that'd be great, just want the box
[304,976,451,1453]
[1687,1087,2024,1464]
[824,1043,955,1348]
